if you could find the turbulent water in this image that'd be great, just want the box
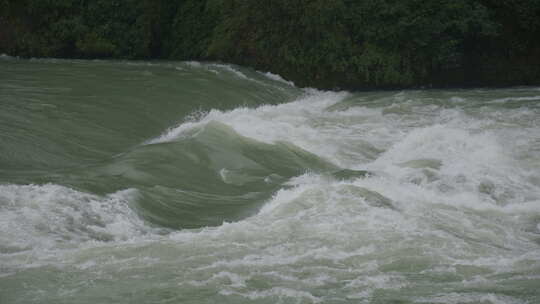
[1,56,540,304]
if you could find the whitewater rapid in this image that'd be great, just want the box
[1,58,539,303]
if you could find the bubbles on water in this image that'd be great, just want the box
[415,293,528,304]
[0,184,150,253]
[260,71,295,87]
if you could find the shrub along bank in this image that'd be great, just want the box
[1,0,539,89]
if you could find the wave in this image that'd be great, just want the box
[95,120,349,229]
[0,184,151,254]
[146,89,353,164]
[259,71,296,86]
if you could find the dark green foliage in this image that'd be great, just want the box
[1,0,539,89]
[0,0,164,58]
[205,0,503,88]
[162,0,222,59]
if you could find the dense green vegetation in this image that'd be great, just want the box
[1,0,539,89]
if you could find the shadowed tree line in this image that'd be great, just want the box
[1,0,539,89]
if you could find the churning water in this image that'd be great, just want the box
[1,56,539,303]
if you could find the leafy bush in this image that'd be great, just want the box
[1,0,539,89]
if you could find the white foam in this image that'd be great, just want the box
[260,71,295,86]
[232,287,321,303]
[187,271,247,288]
[146,90,351,165]
[209,64,249,79]
[488,95,540,103]
[0,184,150,252]
[415,293,527,304]
[346,274,407,300]
[368,125,508,177]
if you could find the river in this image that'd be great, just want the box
[1,56,539,303]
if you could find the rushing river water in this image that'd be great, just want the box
[1,56,540,304]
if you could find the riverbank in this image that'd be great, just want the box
[2,0,539,90]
